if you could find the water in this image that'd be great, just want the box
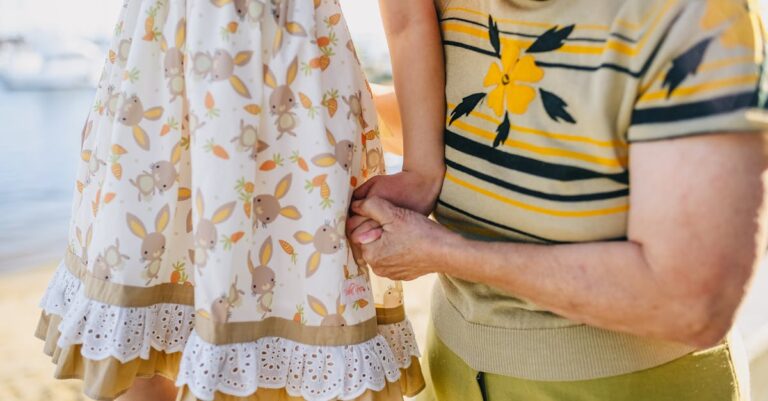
[0,88,92,270]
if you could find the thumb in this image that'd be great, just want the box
[350,196,397,226]
[352,175,381,201]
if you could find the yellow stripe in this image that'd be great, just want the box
[637,74,759,102]
[698,56,758,73]
[446,173,629,217]
[443,0,676,57]
[446,0,665,32]
[447,102,627,148]
[638,56,758,94]
[444,7,601,30]
[451,119,627,168]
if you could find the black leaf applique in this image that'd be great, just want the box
[662,37,714,97]
[493,112,511,148]
[527,25,575,53]
[450,93,487,125]
[539,89,576,124]
[488,16,502,59]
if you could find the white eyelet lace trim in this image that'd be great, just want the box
[40,264,421,399]
[377,319,421,368]
[55,295,196,363]
[40,263,196,362]
[39,262,83,317]
[176,322,420,401]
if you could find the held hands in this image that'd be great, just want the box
[346,196,455,281]
[346,168,446,280]
[352,170,443,216]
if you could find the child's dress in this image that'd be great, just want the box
[35,1,424,400]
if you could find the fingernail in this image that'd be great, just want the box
[359,232,377,245]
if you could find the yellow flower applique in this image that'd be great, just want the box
[483,42,544,117]
[448,16,576,148]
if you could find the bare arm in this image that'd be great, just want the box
[363,0,445,202]
[351,132,768,347]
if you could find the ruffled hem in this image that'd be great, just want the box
[378,320,420,369]
[397,357,425,398]
[36,312,182,401]
[38,263,196,362]
[39,260,82,317]
[176,317,423,401]
[176,381,406,401]
[177,361,424,401]
[38,264,423,400]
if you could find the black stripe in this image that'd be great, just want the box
[609,32,638,44]
[631,91,757,125]
[446,159,629,202]
[445,129,629,185]
[440,17,616,44]
[437,200,562,243]
[442,9,679,78]
[444,40,498,57]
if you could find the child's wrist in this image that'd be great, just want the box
[402,162,445,182]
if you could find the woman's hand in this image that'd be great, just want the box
[347,196,457,280]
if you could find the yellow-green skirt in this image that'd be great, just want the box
[417,322,748,401]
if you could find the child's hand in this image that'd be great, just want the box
[352,170,443,216]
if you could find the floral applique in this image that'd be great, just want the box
[449,16,577,148]
[663,0,758,98]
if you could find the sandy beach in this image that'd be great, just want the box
[0,262,84,401]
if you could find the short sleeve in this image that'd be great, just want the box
[627,0,768,142]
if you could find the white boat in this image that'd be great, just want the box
[0,34,103,90]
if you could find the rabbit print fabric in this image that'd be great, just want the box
[35,0,422,400]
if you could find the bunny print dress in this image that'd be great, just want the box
[34,1,424,400]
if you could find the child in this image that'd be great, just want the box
[35,0,444,400]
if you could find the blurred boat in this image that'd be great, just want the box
[0,34,102,90]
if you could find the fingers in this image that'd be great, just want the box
[352,175,381,201]
[351,196,397,225]
[345,214,374,237]
[350,219,384,245]
[356,227,384,245]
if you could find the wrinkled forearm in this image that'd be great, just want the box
[432,231,756,348]
[427,133,768,348]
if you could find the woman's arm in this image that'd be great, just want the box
[350,132,768,348]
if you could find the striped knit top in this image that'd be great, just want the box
[431,0,768,380]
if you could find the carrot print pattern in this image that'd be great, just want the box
[37,1,420,397]
[305,174,333,209]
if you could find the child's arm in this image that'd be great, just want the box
[354,0,446,216]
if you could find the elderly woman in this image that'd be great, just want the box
[353,0,768,400]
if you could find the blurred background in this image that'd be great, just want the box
[0,0,766,400]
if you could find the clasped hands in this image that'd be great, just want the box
[345,171,449,281]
